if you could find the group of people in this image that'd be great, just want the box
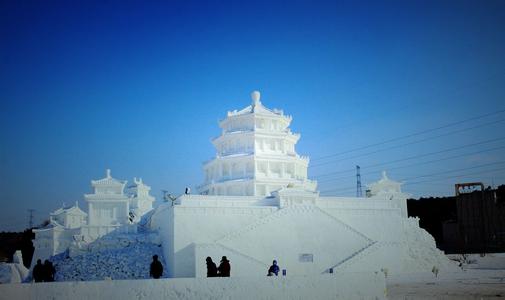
[32,253,278,282]
[32,259,56,282]
[205,256,230,277]
[150,254,280,279]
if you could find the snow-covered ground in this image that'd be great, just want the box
[1,253,504,299]
[0,272,386,300]
[388,254,505,299]
[387,269,505,299]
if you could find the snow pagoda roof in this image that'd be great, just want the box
[50,201,88,216]
[91,169,126,187]
[367,171,403,195]
[225,91,290,119]
[32,219,65,232]
[50,203,87,217]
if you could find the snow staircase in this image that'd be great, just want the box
[324,241,382,273]
[214,207,290,244]
[216,205,373,245]
[314,207,374,243]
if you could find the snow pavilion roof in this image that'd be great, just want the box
[226,91,290,119]
[50,203,87,217]
[367,171,403,195]
[32,220,65,232]
[91,169,126,187]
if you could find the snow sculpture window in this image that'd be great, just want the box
[299,254,313,263]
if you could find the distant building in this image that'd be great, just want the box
[443,185,505,253]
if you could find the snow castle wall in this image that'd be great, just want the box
[152,193,457,278]
[0,273,387,300]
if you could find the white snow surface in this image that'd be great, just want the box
[0,262,29,284]
[0,272,386,300]
[387,269,505,299]
[50,232,165,281]
[2,254,505,299]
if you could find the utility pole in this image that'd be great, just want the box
[356,165,362,198]
[27,209,35,229]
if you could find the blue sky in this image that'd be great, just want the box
[1,0,505,231]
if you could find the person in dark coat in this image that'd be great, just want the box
[43,260,56,282]
[217,256,230,277]
[32,259,43,282]
[206,257,218,277]
[267,260,280,276]
[150,255,163,279]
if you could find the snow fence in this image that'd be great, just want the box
[0,272,386,300]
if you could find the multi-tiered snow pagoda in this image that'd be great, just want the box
[199,91,316,196]
[151,91,457,278]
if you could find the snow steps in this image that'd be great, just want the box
[214,207,291,243]
[325,241,381,273]
[314,207,373,243]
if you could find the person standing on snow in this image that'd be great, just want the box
[206,257,217,277]
[267,260,280,276]
[217,256,230,277]
[43,260,56,282]
[32,259,43,282]
[150,255,163,279]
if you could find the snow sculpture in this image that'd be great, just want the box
[151,91,458,278]
[198,91,317,196]
[0,251,29,283]
[366,170,408,217]
[31,169,156,268]
[50,202,87,229]
[85,169,129,226]
[128,177,155,222]
[32,203,87,265]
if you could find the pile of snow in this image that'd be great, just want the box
[0,272,386,300]
[51,232,165,281]
[0,251,29,284]
[0,263,29,284]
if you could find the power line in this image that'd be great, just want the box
[319,161,505,194]
[311,109,505,163]
[313,136,505,178]
[316,144,505,183]
[403,166,505,187]
[401,161,505,182]
[311,118,505,168]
